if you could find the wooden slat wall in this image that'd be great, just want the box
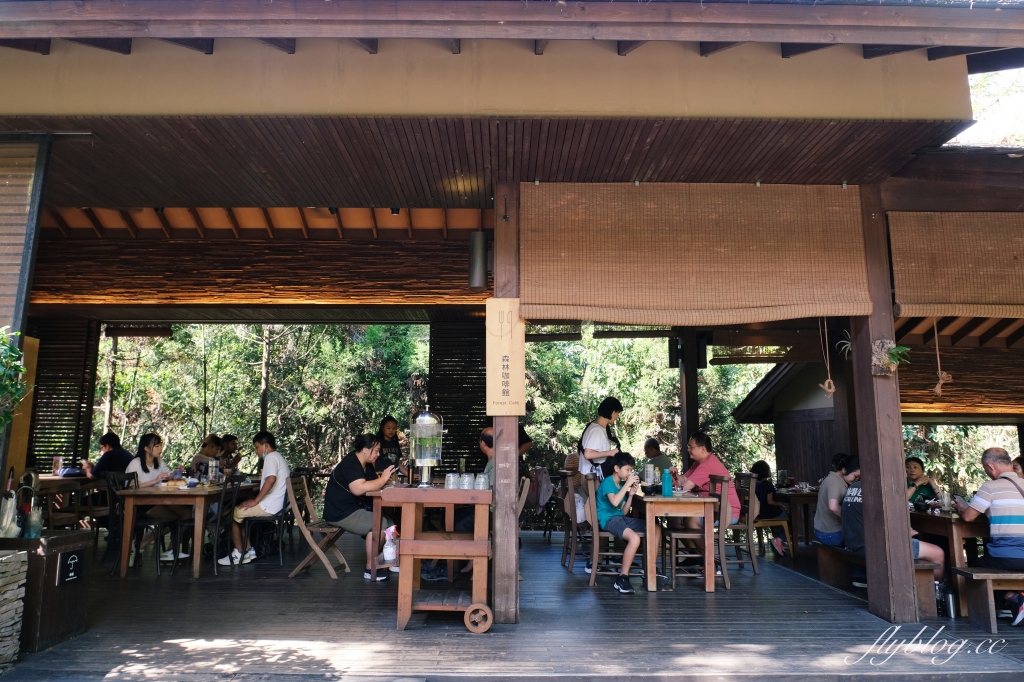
[0,117,965,209]
[30,239,487,307]
[428,320,488,475]
[25,317,100,473]
[0,141,39,329]
[773,414,836,485]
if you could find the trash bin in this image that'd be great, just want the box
[0,529,92,652]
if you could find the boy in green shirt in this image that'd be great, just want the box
[596,451,644,594]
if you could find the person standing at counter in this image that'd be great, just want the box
[323,433,396,581]
[375,415,407,477]
[578,397,623,480]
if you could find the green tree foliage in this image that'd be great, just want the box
[92,324,427,473]
[903,424,1020,497]
[0,326,29,432]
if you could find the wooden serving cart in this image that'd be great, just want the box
[381,486,493,633]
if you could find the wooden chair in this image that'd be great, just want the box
[707,475,733,590]
[584,474,644,587]
[723,472,759,574]
[41,479,84,530]
[516,476,531,518]
[560,472,591,572]
[286,476,350,579]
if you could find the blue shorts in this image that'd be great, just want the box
[911,538,920,559]
[815,529,844,547]
[603,515,644,540]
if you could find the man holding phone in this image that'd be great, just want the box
[596,451,644,594]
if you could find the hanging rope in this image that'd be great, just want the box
[818,318,836,397]
[932,319,953,397]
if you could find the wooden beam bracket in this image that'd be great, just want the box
[350,38,378,54]
[258,38,296,54]
[66,38,132,55]
[699,42,741,57]
[0,38,50,55]
[617,40,646,56]
[160,38,214,54]
[187,208,206,239]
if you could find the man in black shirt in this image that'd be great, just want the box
[83,432,135,480]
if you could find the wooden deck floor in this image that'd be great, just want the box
[5,531,1024,681]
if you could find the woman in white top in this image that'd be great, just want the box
[125,433,192,561]
[578,397,623,480]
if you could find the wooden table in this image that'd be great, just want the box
[369,487,457,581]
[775,489,818,548]
[910,510,989,617]
[381,487,492,632]
[641,493,718,593]
[118,483,255,579]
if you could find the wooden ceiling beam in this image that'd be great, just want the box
[225,207,240,239]
[534,39,548,55]
[862,45,924,59]
[978,318,1015,347]
[119,210,138,239]
[700,42,742,57]
[48,210,69,238]
[780,43,833,58]
[3,2,1023,49]
[159,38,214,54]
[66,38,132,54]
[0,38,50,54]
[350,38,377,54]
[894,317,925,344]
[880,178,1024,213]
[617,41,646,56]
[154,208,172,238]
[921,316,958,346]
[894,152,1024,191]
[81,208,104,239]
[258,38,296,54]
[187,207,206,238]
[950,317,988,346]
[260,207,275,239]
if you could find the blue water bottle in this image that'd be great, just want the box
[662,468,673,497]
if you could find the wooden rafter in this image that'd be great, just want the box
[3,2,1022,49]
[81,208,103,238]
[862,45,923,59]
[66,38,131,54]
[154,208,172,238]
[441,208,448,240]
[950,317,987,346]
[329,208,343,238]
[260,207,275,239]
[921,316,958,346]
[927,46,1002,60]
[350,38,378,54]
[700,42,742,56]
[781,43,833,58]
[369,208,377,239]
[298,208,309,239]
[0,38,50,54]
[443,38,461,54]
[48,209,69,238]
[968,48,1024,75]
[119,210,138,239]
[534,39,548,55]
[160,38,214,54]
[225,207,240,239]
[1005,324,1024,350]
[617,41,646,56]
[257,38,295,54]
[979,318,1015,347]
[187,208,206,238]
[894,317,925,344]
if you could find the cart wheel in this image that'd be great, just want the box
[464,603,493,633]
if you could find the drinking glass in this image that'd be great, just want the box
[445,473,459,489]
[474,473,489,490]
[460,473,474,490]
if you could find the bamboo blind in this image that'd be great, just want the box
[520,183,871,325]
[0,141,40,329]
[889,212,1024,319]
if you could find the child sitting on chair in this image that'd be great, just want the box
[596,451,643,595]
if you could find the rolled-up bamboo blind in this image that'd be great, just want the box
[0,141,41,329]
[520,183,871,325]
[889,212,1024,319]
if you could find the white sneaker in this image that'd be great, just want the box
[218,549,242,566]
[389,565,400,573]
[241,548,256,564]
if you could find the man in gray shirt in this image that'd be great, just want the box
[814,454,860,546]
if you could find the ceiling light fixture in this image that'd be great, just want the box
[390,208,401,215]
[468,231,488,292]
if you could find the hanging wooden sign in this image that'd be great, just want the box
[486,298,526,416]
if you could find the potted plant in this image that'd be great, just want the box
[871,338,910,376]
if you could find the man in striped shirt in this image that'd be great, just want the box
[956,447,1024,626]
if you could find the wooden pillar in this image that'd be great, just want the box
[0,135,51,475]
[678,327,699,470]
[491,181,520,624]
[850,185,917,623]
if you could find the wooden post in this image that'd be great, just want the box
[850,184,917,624]
[492,181,520,624]
[679,327,699,470]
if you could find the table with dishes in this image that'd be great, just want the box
[910,509,990,617]
[774,485,819,549]
[118,480,256,579]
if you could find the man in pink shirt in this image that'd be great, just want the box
[673,432,741,527]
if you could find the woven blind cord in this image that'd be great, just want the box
[932,320,953,398]
[818,318,836,397]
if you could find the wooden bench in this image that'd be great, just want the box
[815,542,940,617]
[952,567,1024,634]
